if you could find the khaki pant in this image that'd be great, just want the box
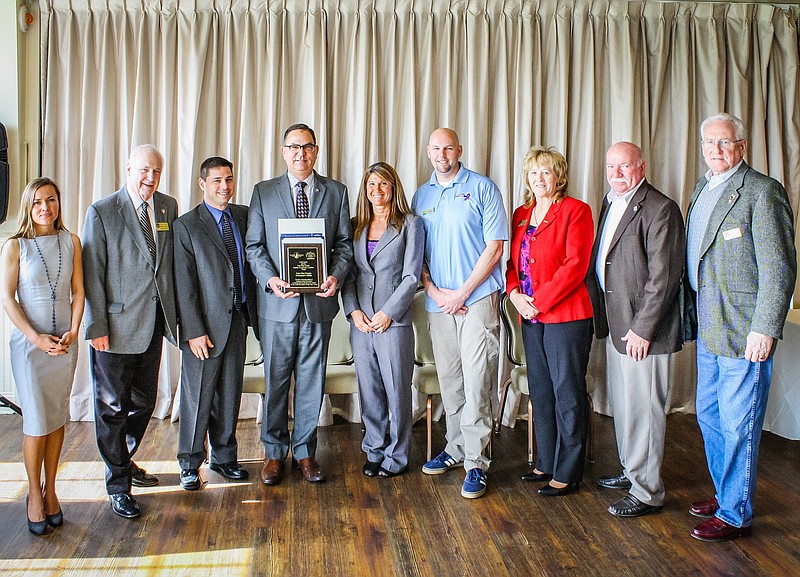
[606,339,670,506]
[428,293,499,471]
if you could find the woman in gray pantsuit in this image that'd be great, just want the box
[342,162,424,477]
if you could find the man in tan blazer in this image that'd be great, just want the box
[587,142,685,518]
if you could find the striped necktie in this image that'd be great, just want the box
[139,202,157,265]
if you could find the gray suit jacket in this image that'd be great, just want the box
[587,180,686,355]
[173,202,258,355]
[685,162,796,357]
[342,215,424,326]
[245,171,353,323]
[82,186,178,353]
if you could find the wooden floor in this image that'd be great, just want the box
[1,412,799,577]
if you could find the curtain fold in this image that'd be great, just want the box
[38,0,800,423]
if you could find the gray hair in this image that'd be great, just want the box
[700,113,746,141]
[129,144,164,165]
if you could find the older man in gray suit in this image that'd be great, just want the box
[173,157,258,491]
[587,142,685,518]
[246,123,353,485]
[82,144,178,519]
[685,113,796,541]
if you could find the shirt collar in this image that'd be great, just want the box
[127,186,154,211]
[288,172,315,192]
[203,201,231,223]
[604,178,643,205]
[428,162,468,188]
[705,160,743,191]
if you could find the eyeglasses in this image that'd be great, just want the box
[283,143,317,153]
[700,138,743,150]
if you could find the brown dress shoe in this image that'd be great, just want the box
[260,459,285,485]
[689,497,719,518]
[691,516,751,542]
[296,457,326,482]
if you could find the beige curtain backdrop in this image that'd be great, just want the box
[36,1,800,429]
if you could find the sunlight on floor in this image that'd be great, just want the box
[0,461,248,502]
[0,549,253,576]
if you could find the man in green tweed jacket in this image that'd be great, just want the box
[684,113,796,542]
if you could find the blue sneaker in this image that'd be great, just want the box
[422,451,461,475]
[461,468,487,499]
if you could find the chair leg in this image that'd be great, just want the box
[527,398,535,466]
[426,395,434,462]
[493,378,512,434]
[587,393,595,464]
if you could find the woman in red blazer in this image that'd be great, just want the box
[506,146,594,496]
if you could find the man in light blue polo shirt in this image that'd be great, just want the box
[412,127,508,499]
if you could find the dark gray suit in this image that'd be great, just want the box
[342,216,424,472]
[245,171,353,460]
[173,202,258,470]
[587,179,685,506]
[82,186,178,494]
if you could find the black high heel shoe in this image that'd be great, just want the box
[521,470,552,483]
[363,461,382,477]
[377,466,407,478]
[46,509,64,528]
[538,482,580,497]
[26,497,47,536]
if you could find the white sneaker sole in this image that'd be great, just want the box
[422,462,461,475]
[461,487,487,499]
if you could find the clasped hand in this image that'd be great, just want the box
[351,310,393,333]
[35,333,70,356]
[430,286,469,315]
[509,290,538,320]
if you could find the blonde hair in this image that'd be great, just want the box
[521,146,569,207]
[12,177,67,239]
[353,162,414,240]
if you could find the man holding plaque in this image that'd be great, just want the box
[246,123,353,485]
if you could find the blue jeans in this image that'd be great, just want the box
[695,336,772,528]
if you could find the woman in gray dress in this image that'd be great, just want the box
[1,177,84,535]
[342,162,424,478]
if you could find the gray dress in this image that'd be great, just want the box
[10,230,78,436]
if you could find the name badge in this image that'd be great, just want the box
[155,222,170,232]
[722,227,742,241]
[422,207,436,216]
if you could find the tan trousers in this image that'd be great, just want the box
[428,293,499,471]
[605,339,671,506]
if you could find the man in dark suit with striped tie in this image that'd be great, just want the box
[173,157,259,491]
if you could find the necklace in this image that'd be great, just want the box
[31,233,63,335]
[531,201,552,227]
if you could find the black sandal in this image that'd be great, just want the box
[362,461,382,477]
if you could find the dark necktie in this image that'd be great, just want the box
[221,212,243,310]
[295,181,309,218]
[139,202,157,265]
